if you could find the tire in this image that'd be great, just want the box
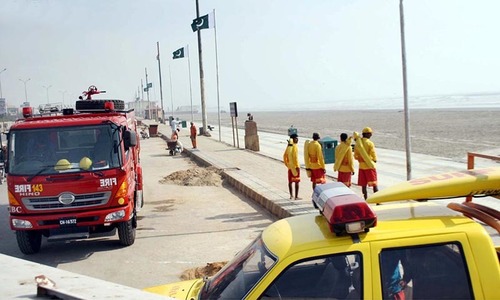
[117,216,136,246]
[76,99,125,111]
[16,230,42,255]
[312,200,318,209]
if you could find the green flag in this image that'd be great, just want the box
[191,14,210,32]
[172,48,185,59]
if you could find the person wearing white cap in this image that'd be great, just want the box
[354,127,378,199]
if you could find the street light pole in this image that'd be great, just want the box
[19,78,31,103]
[0,68,6,99]
[42,85,52,104]
[59,90,67,106]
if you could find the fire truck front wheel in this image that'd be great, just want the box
[16,230,42,255]
[117,216,136,246]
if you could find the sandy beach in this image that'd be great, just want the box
[201,108,500,160]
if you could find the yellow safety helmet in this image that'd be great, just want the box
[362,127,373,134]
[55,159,71,171]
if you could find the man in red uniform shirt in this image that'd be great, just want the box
[190,122,197,149]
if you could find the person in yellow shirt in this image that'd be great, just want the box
[283,133,301,199]
[334,133,355,187]
[306,132,326,189]
[354,127,379,199]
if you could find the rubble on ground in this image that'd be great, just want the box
[160,166,223,187]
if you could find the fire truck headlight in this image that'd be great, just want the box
[105,210,125,222]
[12,219,33,229]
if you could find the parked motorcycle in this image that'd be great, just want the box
[140,130,149,139]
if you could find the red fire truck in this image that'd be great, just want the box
[5,86,144,254]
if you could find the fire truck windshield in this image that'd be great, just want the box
[8,125,121,175]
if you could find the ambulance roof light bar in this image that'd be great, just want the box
[312,182,377,236]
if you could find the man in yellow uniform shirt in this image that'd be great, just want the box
[307,132,326,189]
[354,127,379,199]
[334,133,354,187]
[283,133,301,199]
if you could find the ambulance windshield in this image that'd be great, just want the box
[200,235,277,299]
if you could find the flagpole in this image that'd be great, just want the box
[213,9,222,142]
[157,41,165,124]
[194,0,209,136]
[187,45,194,123]
[169,65,174,119]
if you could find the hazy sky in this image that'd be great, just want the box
[1,0,499,111]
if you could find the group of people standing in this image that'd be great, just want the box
[283,127,378,200]
[169,118,198,149]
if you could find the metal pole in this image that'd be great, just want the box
[42,85,52,104]
[59,90,66,106]
[213,9,222,142]
[140,80,145,118]
[195,0,208,135]
[235,117,239,148]
[0,68,6,99]
[157,42,165,123]
[231,117,235,147]
[145,68,152,120]
[399,0,412,180]
[169,65,174,119]
[19,78,30,103]
[187,45,194,122]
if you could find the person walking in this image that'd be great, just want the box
[283,133,301,200]
[354,127,378,199]
[305,132,326,190]
[190,122,197,149]
[334,133,355,187]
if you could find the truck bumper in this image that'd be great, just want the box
[9,202,134,231]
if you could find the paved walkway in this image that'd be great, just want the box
[141,119,499,219]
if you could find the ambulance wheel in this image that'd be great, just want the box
[76,99,125,111]
[117,215,136,246]
[16,230,42,255]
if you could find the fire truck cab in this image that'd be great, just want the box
[6,86,144,254]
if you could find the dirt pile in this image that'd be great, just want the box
[180,261,228,280]
[159,166,223,187]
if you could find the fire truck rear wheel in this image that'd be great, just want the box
[16,230,42,255]
[75,100,125,111]
[117,216,136,246]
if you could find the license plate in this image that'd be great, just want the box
[59,217,77,227]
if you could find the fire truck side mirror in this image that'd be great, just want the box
[123,130,137,149]
[3,132,9,174]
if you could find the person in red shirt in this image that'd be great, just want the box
[190,122,197,149]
